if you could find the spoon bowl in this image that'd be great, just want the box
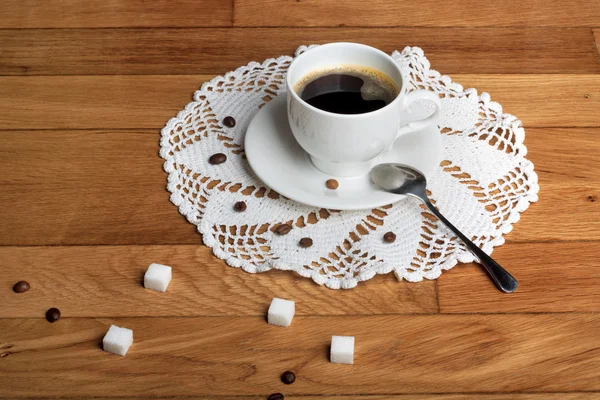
[371,163,518,293]
[371,163,428,197]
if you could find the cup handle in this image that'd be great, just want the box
[395,89,442,140]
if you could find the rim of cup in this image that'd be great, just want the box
[286,42,407,119]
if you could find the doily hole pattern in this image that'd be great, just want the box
[160,45,539,289]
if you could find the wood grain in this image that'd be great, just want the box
[528,128,600,181]
[594,29,600,56]
[234,0,600,27]
[0,76,209,129]
[451,75,600,127]
[1,28,599,75]
[1,75,599,130]
[514,127,600,242]
[0,128,597,246]
[0,245,437,317]
[0,130,198,245]
[438,242,600,313]
[0,0,232,28]
[2,315,600,396]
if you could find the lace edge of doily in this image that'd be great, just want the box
[159,46,540,289]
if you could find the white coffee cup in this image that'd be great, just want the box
[286,42,441,177]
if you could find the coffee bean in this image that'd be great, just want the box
[13,281,30,293]
[299,237,313,248]
[223,116,236,128]
[46,308,61,323]
[267,394,284,400]
[383,231,396,243]
[234,201,247,212]
[275,224,292,235]
[281,370,296,384]
[326,179,339,190]
[208,153,227,165]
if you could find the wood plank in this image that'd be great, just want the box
[0,0,232,28]
[0,130,198,245]
[514,127,600,242]
[0,245,437,318]
[234,0,600,27]
[2,244,597,318]
[452,75,600,128]
[1,75,598,130]
[1,28,599,75]
[0,128,598,246]
[438,242,600,313]
[0,76,209,129]
[1,315,600,396]
[527,128,600,181]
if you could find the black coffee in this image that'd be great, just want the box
[296,66,397,114]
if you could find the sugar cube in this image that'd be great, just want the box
[102,325,133,356]
[144,263,172,292]
[267,297,295,327]
[330,335,354,364]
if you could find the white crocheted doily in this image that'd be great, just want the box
[160,45,539,289]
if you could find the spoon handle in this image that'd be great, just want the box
[423,199,518,293]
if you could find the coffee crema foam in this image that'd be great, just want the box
[294,65,399,105]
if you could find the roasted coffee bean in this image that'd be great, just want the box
[383,231,396,243]
[267,394,284,400]
[275,224,292,235]
[223,116,236,128]
[281,370,296,384]
[46,308,61,323]
[326,179,339,189]
[208,153,227,165]
[13,281,30,293]
[299,237,313,248]
[234,201,247,212]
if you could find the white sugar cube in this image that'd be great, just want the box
[330,335,355,364]
[144,263,172,292]
[267,297,295,327]
[103,325,133,356]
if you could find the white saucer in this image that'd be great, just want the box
[245,95,442,210]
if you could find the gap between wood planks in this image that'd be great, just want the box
[1,395,599,399]
[3,311,600,319]
[1,396,600,400]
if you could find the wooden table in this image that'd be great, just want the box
[1,1,600,398]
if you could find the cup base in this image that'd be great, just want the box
[310,156,374,178]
